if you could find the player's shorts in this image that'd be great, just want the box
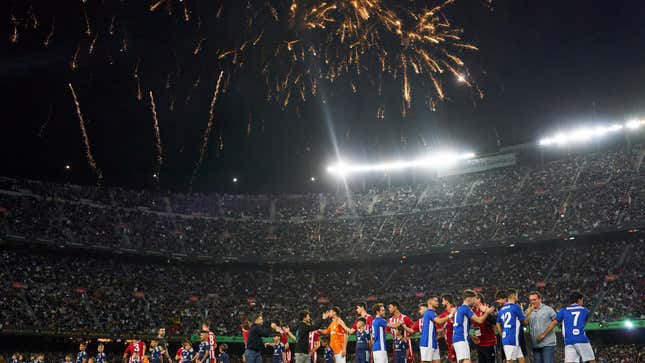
[356,350,369,363]
[373,351,388,363]
[419,347,440,361]
[502,345,524,360]
[564,343,595,362]
[285,350,292,363]
[334,353,347,363]
[453,341,470,362]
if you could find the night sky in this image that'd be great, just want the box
[2,0,645,193]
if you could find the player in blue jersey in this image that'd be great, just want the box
[392,327,407,363]
[354,318,371,363]
[97,344,107,363]
[217,344,230,363]
[149,340,162,363]
[180,340,195,363]
[372,303,405,363]
[77,343,88,363]
[538,292,596,363]
[452,290,495,363]
[496,290,531,363]
[321,337,335,363]
[196,331,212,363]
[266,334,287,363]
[413,295,455,363]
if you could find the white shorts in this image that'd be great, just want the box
[334,354,346,363]
[453,341,470,362]
[419,347,440,361]
[502,345,524,360]
[372,350,388,363]
[565,343,595,362]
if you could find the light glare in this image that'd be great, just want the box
[327,151,475,176]
[539,119,643,147]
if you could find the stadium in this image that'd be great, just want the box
[2,0,644,363]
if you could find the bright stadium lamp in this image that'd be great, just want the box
[625,119,644,130]
[624,320,634,329]
[326,151,475,176]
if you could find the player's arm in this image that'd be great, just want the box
[283,327,297,341]
[538,320,558,341]
[318,322,331,335]
[433,311,454,325]
[123,351,129,363]
[264,342,276,348]
[281,351,287,363]
[342,331,348,357]
[521,305,532,325]
[470,306,494,324]
[401,324,416,335]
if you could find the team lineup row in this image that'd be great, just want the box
[237,289,596,363]
[16,290,597,363]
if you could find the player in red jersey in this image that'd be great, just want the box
[403,303,427,335]
[280,324,293,363]
[308,330,320,363]
[123,340,146,363]
[387,302,415,363]
[472,293,498,363]
[438,295,456,363]
[347,302,374,335]
[202,322,218,363]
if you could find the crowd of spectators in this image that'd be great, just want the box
[0,239,642,337]
[0,144,643,260]
[1,343,643,363]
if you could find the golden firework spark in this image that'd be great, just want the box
[222,0,479,114]
[149,90,163,179]
[190,70,225,188]
[68,83,103,184]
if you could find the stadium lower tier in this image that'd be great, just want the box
[1,235,643,337]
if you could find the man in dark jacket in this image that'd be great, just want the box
[245,312,283,363]
[293,310,324,363]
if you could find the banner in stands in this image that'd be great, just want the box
[438,152,516,177]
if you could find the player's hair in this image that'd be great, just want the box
[320,336,330,344]
[330,306,341,315]
[495,290,507,301]
[418,302,426,308]
[427,294,439,301]
[357,317,366,324]
[219,344,228,351]
[528,291,542,299]
[183,339,191,345]
[372,303,385,314]
[65,355,72,360]
[396,326,405,334]
[355,302,367,309]
[201,322,210,328]
[388,301,400,310]
[252,311,263,321]
[299,310,311,321]
[569,291,584,304]
[462,289,476,299]
[150,339,157,343]
[506,289,518,299]
[476,293,486,304]
[98,343,104,348]
[441,294,455,306]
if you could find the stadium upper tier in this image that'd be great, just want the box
[0,143,644,261]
